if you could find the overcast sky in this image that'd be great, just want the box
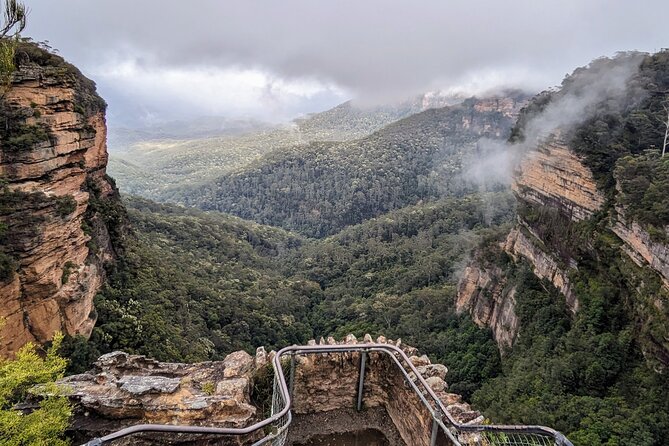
[23,0,669,128]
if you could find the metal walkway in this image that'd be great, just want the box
[82,343,573,446]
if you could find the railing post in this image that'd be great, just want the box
[289,353,296,397]
[430,417,438,446]
[356,351,367,411]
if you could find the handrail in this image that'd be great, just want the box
[81,343,573,446]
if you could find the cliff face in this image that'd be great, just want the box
[612,210,669,288]
[511,138,605,221]
[456,263,517,349]
[458,133,669,365]
[0,45,121,355]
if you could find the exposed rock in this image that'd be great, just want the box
[612,210,669,288]
[0,46,121,356]
[504,227,578,312]
[458,136,600,347]
[117,376,181,395]
[59,351,259,445]
[57,337,480,446]
[222,350,253,378]
[512,137,605,222]
[456,262,518,349]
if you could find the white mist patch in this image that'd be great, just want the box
[461,53,647,189]
[93,58,349,126]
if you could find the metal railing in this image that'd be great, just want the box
[81,343,573,446]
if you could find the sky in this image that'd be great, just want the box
[22,0,669,128]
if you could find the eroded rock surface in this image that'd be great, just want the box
[61,350,259,445]
[512,138,605,222]
[0,45,122,356]
[60,337,481,446]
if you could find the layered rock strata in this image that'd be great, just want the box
[456,263,517,349]
[458,137,599,345]
[612,210,669,288]
[512,138,605,221]
[0,46,120,355]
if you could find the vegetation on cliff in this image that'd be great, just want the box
[472,51,669,443]
[471,227,669,445]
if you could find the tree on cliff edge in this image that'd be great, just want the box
[0,331,72,446]
[0,0,27,94]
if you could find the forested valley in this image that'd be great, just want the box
[62,53,669,445]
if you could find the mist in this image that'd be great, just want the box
[462,52,646,189]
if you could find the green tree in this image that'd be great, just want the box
[0,331,72,446]
[0,0,27,94]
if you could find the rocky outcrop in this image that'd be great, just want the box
[612,210,669,288]
[457,137,594,346]
[0,45,121,356]
[59,350,262,445]
[456,263,518,349]
[57,336,482,446]
[512,138,605,222]
[504,227,578,312]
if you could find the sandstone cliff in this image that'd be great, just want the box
[457,133,669,366]
[0,43,122,355]
[456,263,517,349]
[511,138,605,221]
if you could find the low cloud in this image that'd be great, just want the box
[23,0,669,124]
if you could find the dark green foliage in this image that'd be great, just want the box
[182,101,518,237]
[284,193,515,397]
[615,151,669,235]
[79,193,507,398]
[0,249,15,281]
[513,51,669,198]
[88,197,314,363]
[1,122,51,152]
[58,335,101,375]
[60,261,75,284]
[472,216,669,445]
[54,195,76,218]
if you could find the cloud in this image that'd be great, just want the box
[93,57,347,125]
[22,0,669,124]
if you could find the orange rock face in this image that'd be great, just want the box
[456,263,518,349]
[512,138,605,222]
[0,53,119,356]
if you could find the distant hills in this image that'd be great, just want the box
[106,91,480,201]
[178,93,529,237]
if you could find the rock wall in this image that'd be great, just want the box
[457,137,599,346]
[456,263,517,349]
[458,133,669,366]
[504,227,578,312]
[58,336,482,446]
[612,210,669,288]
[0,46,120,355]
[58,350,263,445]
[288,335,482,446]
[512,138,605,221]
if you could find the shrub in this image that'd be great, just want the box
[0,332,72,446]
[54,195,77,218]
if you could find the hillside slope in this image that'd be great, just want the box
[181,93,528,237]
[458,51,669,444]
